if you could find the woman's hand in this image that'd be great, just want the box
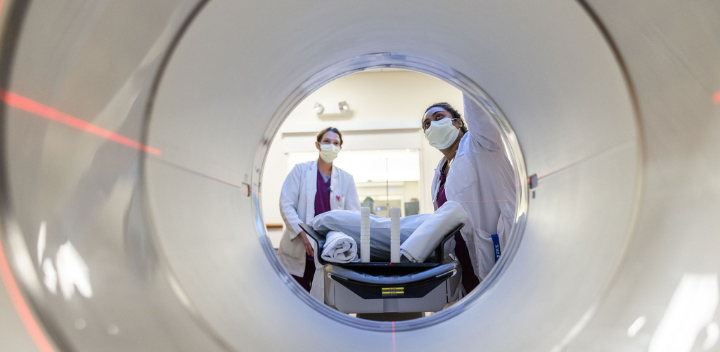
[299,231,314,257]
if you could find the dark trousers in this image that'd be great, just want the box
[455,233,480,293]
[292,255,316,292]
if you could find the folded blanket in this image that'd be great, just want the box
[309,211,431,261]
[400,201,468,263]
[321,231,359,263]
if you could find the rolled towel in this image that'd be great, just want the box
[321,231,359,263]
[400,201,468,263]
[309,211,431,261]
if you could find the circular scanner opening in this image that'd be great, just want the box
[253,54,529,325]
[139,1,639,342]
[0,0,648,349]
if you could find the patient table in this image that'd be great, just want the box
[299,223,464,315]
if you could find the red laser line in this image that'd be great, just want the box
[203,174,260,196]
[713,91,720,105]
[391,321,397,352]
[204,174,244,190]
[0,5,55,352]
[460,200,513,204]
[515,178,532,187]
[0,89,161,155]
[154,159,258,195]
[0,238,56,352]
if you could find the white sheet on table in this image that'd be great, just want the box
[309,211,430,261]
[321,231,359,263]
[400,201,468,263]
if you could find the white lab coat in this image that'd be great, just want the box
[277,160,360,298]
[430,95,517,282]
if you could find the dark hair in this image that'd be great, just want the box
[424,102,468,133]
[317,127,343,146]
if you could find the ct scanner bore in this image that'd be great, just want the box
[246,54,529,325]
[1,0,719,352]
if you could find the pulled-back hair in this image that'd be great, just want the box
[316,127,343,146]
[424,102,468,133]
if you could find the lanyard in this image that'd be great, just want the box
[491,234,501,263]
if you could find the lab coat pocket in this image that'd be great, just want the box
[284,232,306,259]
[332,193,344,209]
[469,227,499,280]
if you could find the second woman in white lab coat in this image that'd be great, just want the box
[277,127,361,295]
[422,95,516,293]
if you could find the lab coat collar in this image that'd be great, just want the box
[330,164,338,182]
[430,157,445,205]
[330,164,341,209]
[430,133,469,206]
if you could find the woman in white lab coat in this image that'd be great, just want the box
[277,127,361,294]
[422,95,516,293]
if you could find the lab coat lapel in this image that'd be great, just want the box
[430,157,445,209]
[330,164,339,209]
[445,136,470,200]
[305,161,317,221]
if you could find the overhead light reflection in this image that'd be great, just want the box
[41,259,57,294]
[627,316,646,337]
[56,242,93,300]
[107,325,120,335]
[37,222,46,266]
[704,322,719,350]
[0,226,56,352]
[648,273,719,352]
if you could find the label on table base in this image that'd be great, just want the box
[382,287,405,297]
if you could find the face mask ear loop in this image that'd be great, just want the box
[451,117,464,131]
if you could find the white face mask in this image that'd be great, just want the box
[319,143,340,163]
[424,118,460,150]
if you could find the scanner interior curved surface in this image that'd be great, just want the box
[1,0,719,351]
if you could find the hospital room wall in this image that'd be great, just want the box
[261,70,463,247]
